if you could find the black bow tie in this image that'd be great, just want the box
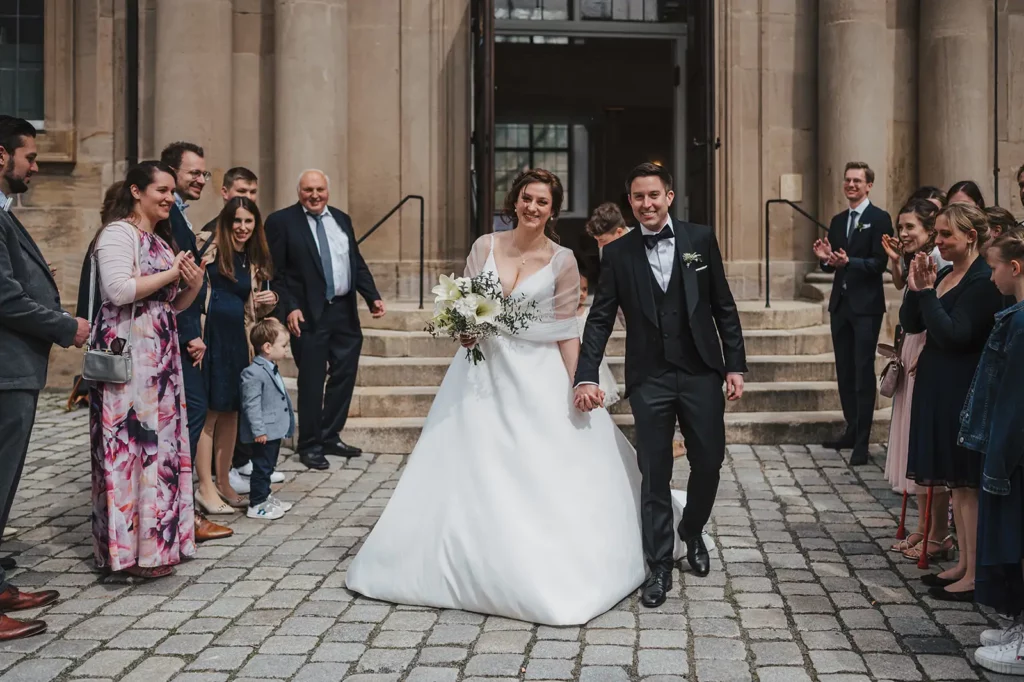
[643,226,674,250]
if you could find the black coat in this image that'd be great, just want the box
[821,202,894,316]
[576,220,747,395]
[265,203,380,323]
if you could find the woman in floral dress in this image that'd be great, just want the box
[89,161,206,579]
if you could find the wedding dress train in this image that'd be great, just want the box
[345,235,708,626]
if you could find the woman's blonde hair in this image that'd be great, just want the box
[938,202,991,251]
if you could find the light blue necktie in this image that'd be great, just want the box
[310,212,336,301]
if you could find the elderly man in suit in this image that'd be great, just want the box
[266,169,385,470]
[0,116,90,639]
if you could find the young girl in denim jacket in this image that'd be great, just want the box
[960,227,1024,675]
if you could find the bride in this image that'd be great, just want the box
[345,169,693,626]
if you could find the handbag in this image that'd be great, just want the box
[877,338,903,399]
[81,226,141,384]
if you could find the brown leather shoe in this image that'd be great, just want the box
[195,511,233,543]
[0,585,59,612]
[0,614,46,640]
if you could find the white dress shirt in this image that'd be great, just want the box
[846,196,871,237]
[641,218,676,292]
[306,207,352,297]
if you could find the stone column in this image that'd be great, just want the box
[274,0,348,210]
[153,0,234,220]
[818,1,893,217]
[232,0,276,206]
[919,0,992,199]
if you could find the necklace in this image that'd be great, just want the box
[511,230,527,266]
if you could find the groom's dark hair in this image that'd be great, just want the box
[626,163,673,194]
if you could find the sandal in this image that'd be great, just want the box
[890,532,924,553]
[903,535,956,562]
[195,492,234,515]
[122,565,174,579]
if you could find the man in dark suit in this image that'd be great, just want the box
[575,163,747,608]
[266,170,385,470]
[0,116,90,639]
[159,141,232,543]
[813,161,894,466]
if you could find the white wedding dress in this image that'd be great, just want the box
[345,234,700,626]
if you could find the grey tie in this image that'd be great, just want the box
[847,210,859,238]
[310,212,336,301]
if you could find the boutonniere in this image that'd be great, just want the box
[681,252,703,268]
[856,222,872,232]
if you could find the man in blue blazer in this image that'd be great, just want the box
[813,161,894,465]
[266,170,385,470]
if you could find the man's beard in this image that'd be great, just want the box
[3,169,28,194]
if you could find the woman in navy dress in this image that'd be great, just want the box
[902,203,1003,601]
[194,197,277,513]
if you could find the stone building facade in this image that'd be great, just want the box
[4,0,1024,387]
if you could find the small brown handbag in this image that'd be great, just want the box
[877,327,905,399]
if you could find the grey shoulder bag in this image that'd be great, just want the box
[81,226,141,384]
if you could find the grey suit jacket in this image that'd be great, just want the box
[0,207,77,391]
[239,357,295,443]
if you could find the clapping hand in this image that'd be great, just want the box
[179,253,206,291]
[881,234,903,263]
[828,248,850,269]
[907,252,937,292]
[812,237,834,262]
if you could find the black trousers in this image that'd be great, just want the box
[291,295,362,454]
[180,354,207,461]
[830,298,883,451]
[0,390,38,589]
[629,368,725,572]
[249,439,282,506]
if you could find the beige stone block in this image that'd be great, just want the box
[19,164,106,209]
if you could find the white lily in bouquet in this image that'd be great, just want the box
[426,272,538,364]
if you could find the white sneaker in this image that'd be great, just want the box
[229,468,251,495]
[247,501,284,520]
[270,470,286,484]
[982,622,1024,647]
[237,461,253,476]
[975,636,1024,675]
[267,495,293,512]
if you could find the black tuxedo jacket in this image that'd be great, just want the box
[169,203,205,343]
[576,220,747,395]
[265,203,381,323]
[821,202,893,316]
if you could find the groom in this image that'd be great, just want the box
[575,163,747,608]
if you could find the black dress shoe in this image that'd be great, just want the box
[641,569,672,608]
[0,557,16,571]
[323,439,362,457]
[300,451,330,470]
[928,585,975,602]
[823,435,855,450]
[921,573,957,588]
[685,535,711,577]
[849,448,869,466]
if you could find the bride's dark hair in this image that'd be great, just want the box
[499,168,564,240]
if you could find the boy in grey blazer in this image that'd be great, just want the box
[240,319,296,520]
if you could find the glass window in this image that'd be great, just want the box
[0,0,44,124]
[494,0,571,21]
[494,123,572,212]
[580,0,683,22]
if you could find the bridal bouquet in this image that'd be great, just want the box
[426,272,538,364]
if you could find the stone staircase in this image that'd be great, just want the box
[279,293,892,454]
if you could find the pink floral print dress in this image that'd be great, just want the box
[89,223,195,571]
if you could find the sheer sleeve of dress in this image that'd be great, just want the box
[464,235,492,278]
[514,245,580,343]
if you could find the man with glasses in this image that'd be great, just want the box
[160,141,232,543]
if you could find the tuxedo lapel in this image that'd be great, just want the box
[259,361,287,397]
[3,210,57,289]
[672,221,698,318]
[628,229,658,325]
[294,204,325,280]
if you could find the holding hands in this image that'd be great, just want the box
[907,252,937,292]
[574,384,606,412]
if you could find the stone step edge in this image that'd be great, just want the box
[362,324,835,339]
[352,352,875,366]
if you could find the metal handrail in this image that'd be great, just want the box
[357,195,426,309]
[764,199,830,309]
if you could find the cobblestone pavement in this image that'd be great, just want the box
[0,395,1013,682]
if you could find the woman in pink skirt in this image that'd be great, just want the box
[883,196,954,562]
